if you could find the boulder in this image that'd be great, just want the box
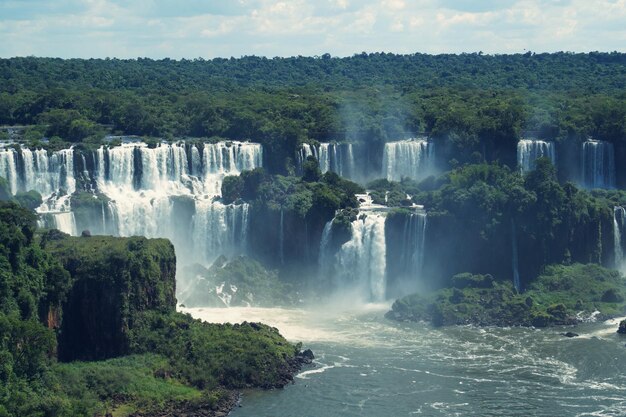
[618,320,626,334]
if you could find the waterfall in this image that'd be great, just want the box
[511,219,521,291]
[297,143,356,179]
[0,141,262,268]
[336,213,387,301]
[192,200,250,264]
[400,213,427,279]
[0,148,18,193]
[320,212,388,301]
[54,212,77,236]
[614,206,625,271]
[517,139,556,172]
[382,139,434,181]
[582,140,615,189]
[0,147,75,198]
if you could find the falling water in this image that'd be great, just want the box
[382,139,434,181]
[0,141,262,267]
[614,206,625,271]
[297,143,356,179]
[320,212,388,302]
[517,139,556,172]
[400,213,427,280]
[582,140,615,189]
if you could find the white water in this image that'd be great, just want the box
[0,146,77,229]
[320,193,428,301]
[184,306,626,417]
[383,139,434,181]
[298,143,356,179]
[0,141,262,267]
[582,140,615,189]
[614,206,625,272]
[337,213,387,301]
[517,139,556,172]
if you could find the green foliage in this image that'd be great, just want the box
[1,55,625,162]
[0,202,302,416]
[128,311,299,390]
[0,177,10,201]
[221,175,244,204]
[388,264,626,327]
[12,190,42,211]
[302,156,321,182]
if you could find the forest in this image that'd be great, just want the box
[1,53,625,176]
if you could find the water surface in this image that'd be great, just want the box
[183,305,626,417]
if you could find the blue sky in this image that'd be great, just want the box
[0,0,624,58]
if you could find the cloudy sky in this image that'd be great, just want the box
[0,0,624,58]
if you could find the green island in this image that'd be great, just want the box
[0,202,311,417]
[387,264,626,327]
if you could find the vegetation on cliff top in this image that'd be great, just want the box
[0,202,304,417]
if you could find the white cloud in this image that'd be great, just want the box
[0,0,624,58]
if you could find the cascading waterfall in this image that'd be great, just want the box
[0,147,18,193]
[383,139,434,181]
[517,139,556,172]
[1,146,76,229]
[0,141,262,268]
[319,192,428,301]
[335,213,387,301]
[582,140,615,189]
[614,206,625,271]
[400,213,427,280]
[297,143,355,179]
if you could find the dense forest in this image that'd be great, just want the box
[1,53,625,176]
[0,202,306,416]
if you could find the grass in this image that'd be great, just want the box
[54,354,204,415]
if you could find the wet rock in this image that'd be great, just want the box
[296,348,315,365]
[562,332,579,338]
[618,320,626,334]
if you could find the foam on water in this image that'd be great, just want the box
[189,306,626,417]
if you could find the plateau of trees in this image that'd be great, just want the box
[0,54,625,174]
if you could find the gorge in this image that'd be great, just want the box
[2,52,626,417]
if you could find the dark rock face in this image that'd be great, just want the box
[618,320,626,334]
[45,235,176,361]
[297,349,315,364]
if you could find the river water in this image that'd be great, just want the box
[183,305,626,417]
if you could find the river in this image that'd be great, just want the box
[182,304,626,417]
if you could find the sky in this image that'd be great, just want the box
[0,0,624,58]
